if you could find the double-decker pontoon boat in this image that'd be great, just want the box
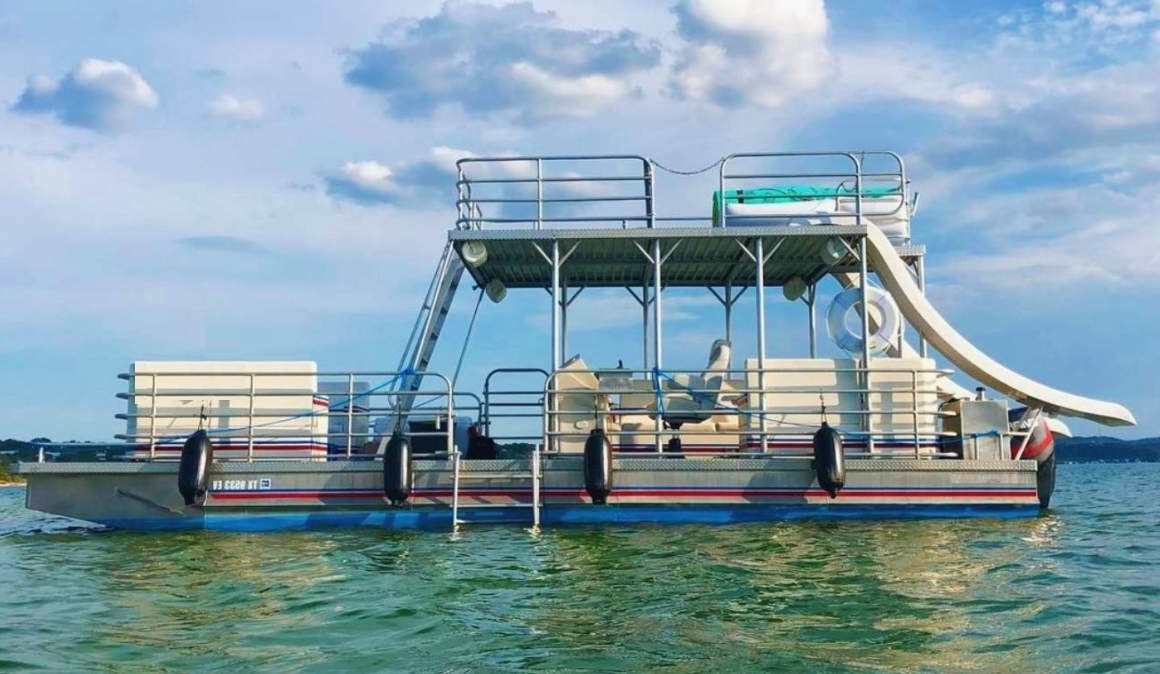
[18,152,1135,531]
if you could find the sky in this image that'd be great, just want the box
[1,0,1159,441]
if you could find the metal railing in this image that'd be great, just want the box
[454,151,910,233]
[456,155,654,230]
[114,369,468,462]
[482,368,549,445]
[717,152,908,228]
[37,361,1016,466]
[533,366,962,459]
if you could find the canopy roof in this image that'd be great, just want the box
[450,225,923,290]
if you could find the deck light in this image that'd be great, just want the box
[783,276,806,301]
[819,237,845,265]
[462,241,488,268]
[485,278,506,303]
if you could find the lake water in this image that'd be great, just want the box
[1,463,1157,672]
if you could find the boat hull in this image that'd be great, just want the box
[19,457,1042,531]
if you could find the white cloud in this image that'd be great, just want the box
[344,2,659,123]
[208,94,265,121]
[324,146,489,207]
[507,62,632,119]
[11,59,158,131]
[929,172,1160,293]
[670,0,832,107]
[325,160,401,204]
[833,46,997,112]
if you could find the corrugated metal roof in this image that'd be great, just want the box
[449,225,921,289]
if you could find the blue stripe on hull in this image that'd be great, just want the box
[98,502,1040,532]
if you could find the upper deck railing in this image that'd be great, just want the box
[455,151,911,231]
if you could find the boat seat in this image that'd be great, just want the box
[551,355,613,453]
[660,339,735,424]
[658,340,747,454]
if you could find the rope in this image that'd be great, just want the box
[651,157,724,176]
[651,367,666,418]
[452,288,485,388]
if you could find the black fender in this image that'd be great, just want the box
[812,423,845,499]
[583,429,614,505]
[178,430,213,506]
[1037,451,1057,509]
[383,433,412,505]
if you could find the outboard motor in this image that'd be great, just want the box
[583,429,614,505]
[178,430,213,506]
[383,432,412,505]
[1011,416,1056,508]
[813,422,845,499]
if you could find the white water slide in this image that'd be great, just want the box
[859,222,1135,427]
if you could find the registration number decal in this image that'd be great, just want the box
[211,478,272,491]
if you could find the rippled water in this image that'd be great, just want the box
[1,464,1158,672]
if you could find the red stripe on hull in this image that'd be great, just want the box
[209,487,1037,502]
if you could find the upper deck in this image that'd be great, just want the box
[451,152,923,290]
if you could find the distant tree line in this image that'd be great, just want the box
[1054,436,1160,463]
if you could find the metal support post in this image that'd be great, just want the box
[551,240,561,371]
[652,238,664,453]
[755,237,768,453]
[807,284,817,358]
[561,279,568,359]
[724,283,733,345]
[550,241,561,453]
[652,239,663,371]
[859,236,873,453]
[642,283,650,370]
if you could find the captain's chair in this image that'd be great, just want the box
[661,339,737,450]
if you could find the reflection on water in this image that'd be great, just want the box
[2,465,1158,673]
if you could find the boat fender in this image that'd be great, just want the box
[826,285,901,355]
[1011,417,1055,465]
[1036,451,1057,509]
[1010,417,1056,508]
[583,429,614,505]
[812,422,845,499]
[177,430,213,506]
[383,433,412,505]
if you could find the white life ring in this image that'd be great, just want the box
[826,286,901,355]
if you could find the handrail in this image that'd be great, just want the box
[539,365,959,458]
[453,150,909,235]
[456,155,653,231]
[717,151,908,228]
[119,369,464,462]
[482,368,548,436]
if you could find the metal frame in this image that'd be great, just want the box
[536,366,959,459]
[116,369,461,462]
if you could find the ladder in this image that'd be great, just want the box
[451,445,542,528]
[383,241,465,443]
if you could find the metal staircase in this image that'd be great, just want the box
[382,241,465,442]
[451,445,542,528]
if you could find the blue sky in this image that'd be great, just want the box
[1,0,1158,440]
